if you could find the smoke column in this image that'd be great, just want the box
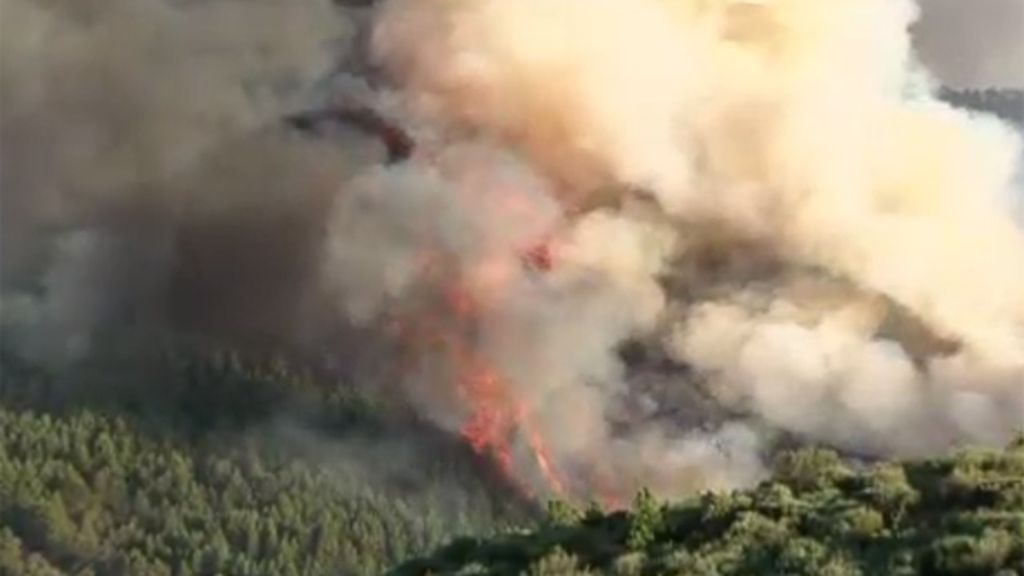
[323,0,1024,500]
[3,0,1023,503]
[913,0,1024,89]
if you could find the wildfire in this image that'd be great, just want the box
[388,232,571,500]
[445,275,569,499]
[523,423,567,496]
[456,360,569,498]
[386,227,633,505]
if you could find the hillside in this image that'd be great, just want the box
[6,348,1022,576]
[0,350,537,576]
[394,443,1024,576]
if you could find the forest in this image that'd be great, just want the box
[396,442,1024,575]
[0,348,535,575]
[2,346,1023,575]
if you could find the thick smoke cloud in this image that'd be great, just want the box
[913,0,1024,88]
[339,0,1024,499]
[1,0,365,361]
[3,0,1023,504]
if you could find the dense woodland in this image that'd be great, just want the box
[2,345,1023,575]
[396,443,1024,575]
[0,348,535,576]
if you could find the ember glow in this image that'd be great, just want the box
[391,240,572,498]
[447,238,573,497]
[455,347,569,498]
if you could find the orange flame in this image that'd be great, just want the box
[524,422,567,496]
[448,313,569,498]
[396,211,572,498]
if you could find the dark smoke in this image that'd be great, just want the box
[0,0,386,364]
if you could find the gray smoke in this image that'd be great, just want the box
[1,0,371,362]
[914,0,1024,88]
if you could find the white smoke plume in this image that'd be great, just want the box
[317,0,1024,500]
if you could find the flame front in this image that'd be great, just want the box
[455,344,569,498]
[444,262,570,499]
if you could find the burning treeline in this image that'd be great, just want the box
[2,0,1023,504]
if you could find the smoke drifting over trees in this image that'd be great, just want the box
[2,0,1023,506]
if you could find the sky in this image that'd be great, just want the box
[914,0,1023,88]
